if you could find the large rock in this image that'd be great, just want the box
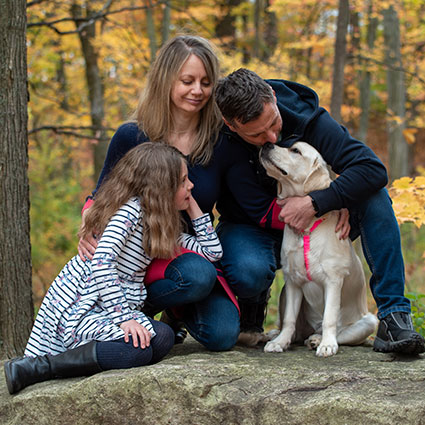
[1,337,425,425]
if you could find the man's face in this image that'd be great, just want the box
[225,100,282,146]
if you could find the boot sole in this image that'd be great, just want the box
[373,334,425,355]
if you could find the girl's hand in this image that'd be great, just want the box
[186,194,203,220]
[119,319,151,349]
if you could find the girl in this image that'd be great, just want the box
[4,142,223,395]
[78,35,240,351]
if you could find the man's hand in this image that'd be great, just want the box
[277,196,351,239]
[276,196,316,232]
[335,208,350,240]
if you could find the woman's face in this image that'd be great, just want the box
[174,161,194,211]
[170,54,213,116]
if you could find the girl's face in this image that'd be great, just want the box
[174,162,194,210]
[170,54,212,116]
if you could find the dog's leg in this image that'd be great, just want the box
[337,313,378,345]
[316,279,342,357]
[264,282,303,353]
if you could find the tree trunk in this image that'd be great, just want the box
[263,0,278,61]
[215,0,243,52]
[0,0,34,357]
[357,2,378,144]
[330,0,349,123]
[146,0,157,61]
[383,5,409,180]
[253,0,261,59]
[161,0,171,45]
[71,2,107,181]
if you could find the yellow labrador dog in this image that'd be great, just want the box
[260,141,378,357]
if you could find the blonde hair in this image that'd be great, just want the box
[79,143,185,259]
[132,35,222,165]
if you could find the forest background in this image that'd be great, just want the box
[3,0,425,354]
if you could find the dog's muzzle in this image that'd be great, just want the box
[260,142,274,159]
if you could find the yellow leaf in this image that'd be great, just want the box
[392,177,413,189]
[403,128,418,144]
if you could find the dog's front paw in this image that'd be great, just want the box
[264,336,292,352]
[316,342,338,357]
[264,340,285,352]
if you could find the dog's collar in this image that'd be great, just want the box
[302,218,324,281]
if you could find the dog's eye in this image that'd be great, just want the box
[290,147,302,155]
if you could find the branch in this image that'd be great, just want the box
[27,0,51,7]
[27,0,165,35]
[350,53,425,86]
[29,125,115,141]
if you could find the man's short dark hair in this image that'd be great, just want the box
[215,68,274,126]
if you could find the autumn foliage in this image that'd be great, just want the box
[25,0,425,306]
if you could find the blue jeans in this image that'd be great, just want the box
[349,188,410,318]
[146,253,239,351]
[217,188,411,320]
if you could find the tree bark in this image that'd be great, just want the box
[215,0,243,52]
[357,2,378,144]
[71,2,107,181]
[146,0,157,62]
[330,0,349,123]
[253,0,261,58]
[262,0,277,61]
[0,0,34,357]
[161,0,171,45]
[383,5,409,180]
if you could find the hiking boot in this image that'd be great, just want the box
[373,312,425,354]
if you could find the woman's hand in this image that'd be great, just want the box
[77,208,99,261]
[119,319,152,349]
[78,233,98,261]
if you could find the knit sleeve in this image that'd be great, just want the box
[178,213,223,262]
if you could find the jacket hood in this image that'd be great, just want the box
[266,79,319,143]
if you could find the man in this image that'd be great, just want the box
[215,68,424,354]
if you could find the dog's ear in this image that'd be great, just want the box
[303,157,331,193]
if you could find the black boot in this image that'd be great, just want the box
[4,341,102,395]
[239,290,270,333]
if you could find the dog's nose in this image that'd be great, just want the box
[260,142,274,159]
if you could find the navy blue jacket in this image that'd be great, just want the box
[216,79,388,230]
[88,122,232,231]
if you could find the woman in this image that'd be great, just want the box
[78,35,240,351]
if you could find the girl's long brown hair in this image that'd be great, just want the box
[79,143,185,259]
[131,34,222,165]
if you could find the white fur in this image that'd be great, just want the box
[260,142,378,357]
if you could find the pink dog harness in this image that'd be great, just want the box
[302,219,324,281]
